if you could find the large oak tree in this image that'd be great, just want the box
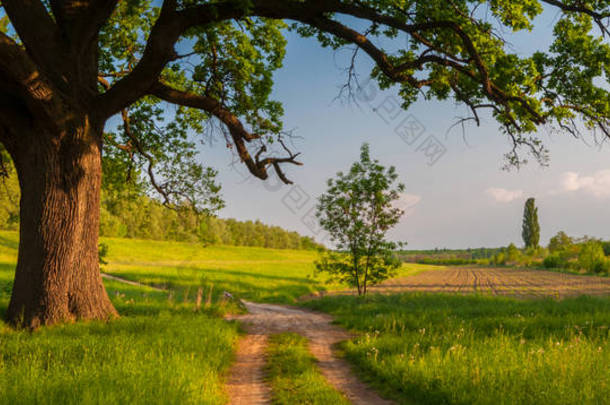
[1,0,609,327]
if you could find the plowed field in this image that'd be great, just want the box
[370,267,610,298]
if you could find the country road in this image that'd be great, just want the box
[225,301,393,405]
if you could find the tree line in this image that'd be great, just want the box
[0,157,320,251]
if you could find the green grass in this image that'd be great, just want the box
[266,333,349,405]
[0,310,238,405]
[0,230,414,404]
[99,235,433,303]
[3,229,608,404]
[0,232,240,405]
[0,231,436,305]
[304,294,610,405]
[103,236,327,304]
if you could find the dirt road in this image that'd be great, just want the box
[225,301,393,405]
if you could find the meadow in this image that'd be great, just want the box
[305,294,610,405]
[0,230,337,404]
[99,233,434,304]
[1,230,610,404]
[0,234,240,404]
[100,234,328,304]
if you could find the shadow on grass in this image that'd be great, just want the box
[107,267,326,304]
[0,234,18,251]
[193,267,314,283]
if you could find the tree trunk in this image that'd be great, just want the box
[7,118,118,328]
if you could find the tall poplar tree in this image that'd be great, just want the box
[522,198,541,249]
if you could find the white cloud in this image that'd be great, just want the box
[560,170,610,198]
[393,193,421,215]
[486,187,524,203]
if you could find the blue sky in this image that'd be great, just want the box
[195,9,610,249]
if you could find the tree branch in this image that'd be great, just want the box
[96,0,254,119]
[95,0,550,144]
[0,32,65,129]
[49,0,120,55]
[150,81,302,184]
[541,0,610,36]
[2,0,64,74]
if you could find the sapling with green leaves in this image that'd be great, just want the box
[315,144,405,296]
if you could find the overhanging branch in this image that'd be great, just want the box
[96,0,255,119]
[541,0,610,36]
[150,81,302,184]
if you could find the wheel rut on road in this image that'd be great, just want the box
[225,301,393,405]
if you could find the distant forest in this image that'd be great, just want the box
[0,158,320,250]
[398,248,503,262]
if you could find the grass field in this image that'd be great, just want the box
[266,333,349,405]
[0,230,330,306]
[305,294,610,405]
[99,234,437,304]
[1,230,610,404]
[1,230,434,305]
[0,232,240,405]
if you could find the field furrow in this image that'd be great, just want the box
[369,267,610,298]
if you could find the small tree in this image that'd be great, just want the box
[506,243,521,263]
[548,231,573,253]
[578,241,607,274]
[315,144,404,296]
[522,198,540,250]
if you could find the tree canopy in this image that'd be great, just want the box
[3,0,610,197]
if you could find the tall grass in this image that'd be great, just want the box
[0,233,239,405]
[0,310,238,405]
[305,294,610,405]
[266,333,349,405]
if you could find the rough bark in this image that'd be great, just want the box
[6,117,117,328]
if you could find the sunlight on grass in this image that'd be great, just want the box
[10,229,604,404]
[305,294,610,405]
[103,234,332,303]
[0,232,239,405]
[266,333,349,405]
[0,310,237,405]
[0,231,442,306]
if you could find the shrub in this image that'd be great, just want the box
[578,241,607,273]
[98,243,109,267]
[548,231,573,253]
[506,243,521,263]
[592,260,610,275]
[493,252,506,266]
[601,241,610,257]
[543,253,566,269]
